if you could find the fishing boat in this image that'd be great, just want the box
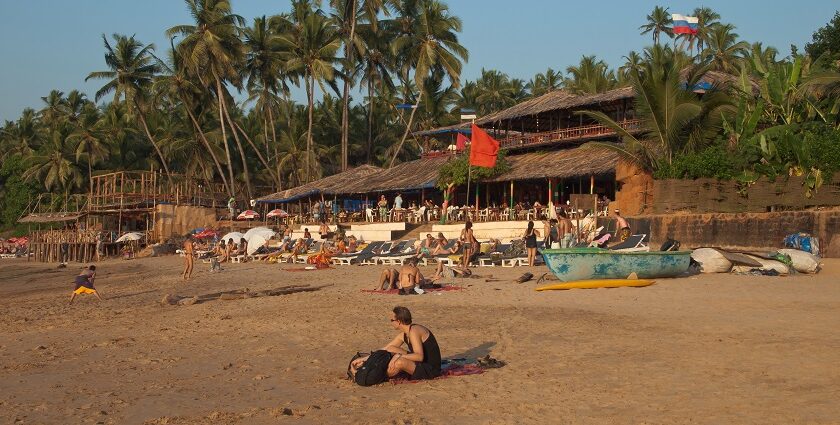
[541,248,691,281]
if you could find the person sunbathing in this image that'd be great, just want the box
[431,261,471,281]
[415,234,436,258]
[289,238,308,263]
[383,306,442,380]
[432,239,461,256]
[377,268,400,290]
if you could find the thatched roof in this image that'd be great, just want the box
[18,212,85,223]
[412,122,470,137]
[347,155,453,193]
[257,164,382,203]
[477,87,635,125]
[487,146,619,182]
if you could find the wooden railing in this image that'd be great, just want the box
[496,119,642,149]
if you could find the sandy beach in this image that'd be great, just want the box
[1,256,838,424]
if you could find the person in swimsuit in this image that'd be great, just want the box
[558,210,575,248]
[415,234,435,258]
[383,306,442,380]
[524,220,540,266]
[70,265,103,304]
[303,228,312,239]
[459,221,478,268]
[613,209,631,241]
[319,220,330,240]
[182,235,195,280]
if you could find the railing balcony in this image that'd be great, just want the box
[496,119,642,149]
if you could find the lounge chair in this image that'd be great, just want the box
[359,241,394,265]
[609,234,649,252]
[479,244,511,267]
[331,241,384,265]
[419,240,457,266]
[371,241,409,265]
[379,240,419,266]
[296,241,323,263]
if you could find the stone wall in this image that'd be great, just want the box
[615,161,652,215]
[154,205,219,242]
[628,210,840,257]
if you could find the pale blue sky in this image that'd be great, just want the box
[0,0,837,121]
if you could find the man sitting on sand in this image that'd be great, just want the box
[383,306,442,380]
[70,265,103,304]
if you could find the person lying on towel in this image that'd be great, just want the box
[382,306,441,380]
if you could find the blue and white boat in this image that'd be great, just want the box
[541,248,692,281]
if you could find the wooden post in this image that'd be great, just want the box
[590,175,595,195]
[509,181,514,211]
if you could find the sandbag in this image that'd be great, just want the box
[691,248,732,273]
[777,249,820,274]
[731,255,790,275]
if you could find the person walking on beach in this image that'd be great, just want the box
[383,306,442,380]
[460,221,478,268]
[69,265,103,304]
[613,209,631,242]
[182,235,195,280]
[524,220,540,266]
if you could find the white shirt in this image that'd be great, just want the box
[394,195,403,209]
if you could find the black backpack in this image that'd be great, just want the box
[353,350,392,386]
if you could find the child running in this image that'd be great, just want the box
[69,265,103,304]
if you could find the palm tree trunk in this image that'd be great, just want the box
[219,95,253,201]
[232,121,282,189]
[341,0,358,172]
[306,72,315,183]
[133,102,171,179]
[183,102,231,196]
[367,83,374,164]
[389,89,424,168]
[213,73,237,198]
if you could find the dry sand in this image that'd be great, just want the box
[0,255,838,424]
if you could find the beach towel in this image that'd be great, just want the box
[284,264,331,272]
[361,286,464,295]
[389,363,485,385]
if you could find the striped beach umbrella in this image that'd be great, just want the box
[266,209,289,218]
[237,210,260,220]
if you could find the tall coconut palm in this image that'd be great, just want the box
[639,6,672,45]
[67,103,109,193]
[526,68,563,97]
[86,34,171,178]
[39,90,67,127]
[167,0,250,197]
[581,45,733,170]
[692,7,721,55]
[474,69,518,114]
[357,11,395,163]
[703,23,749,74]
[24,126,84,193]
[1,109,41,161]
[564,55,619,94]
[154,41,232,194]
[279,4,342,182]
[388,0,468,167]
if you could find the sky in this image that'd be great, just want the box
[0,0,837,122]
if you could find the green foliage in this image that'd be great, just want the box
[653,145,740,180]
[436,149,510,188]
[805,11,840,64]
[0,156,40,233]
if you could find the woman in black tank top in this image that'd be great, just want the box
[383,306,442,380]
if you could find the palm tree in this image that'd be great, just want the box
[564,55,619,94]
[67,103,109,193]
[86,34,170,178]
[39,90,67,126]
[154,42,232,194]
[388,0,468,167]
[279,3,342,182]
[639,6,672,45]
[474,69,518,114]
[526,68,563,97]
[692,7,721,55]
[581,45,733,170]
[167,0,250,198]
[703,24,749,74]
[357,11,395,163]
[1,109,41,161]
[24,126,83,193]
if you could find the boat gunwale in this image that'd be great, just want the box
[540,249,692,256]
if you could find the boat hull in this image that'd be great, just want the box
[541,248,691,281]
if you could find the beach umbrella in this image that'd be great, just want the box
[237,210,260,220]
[243,226,274,240]
[266,209,289,218]
[115,232,144,243]
[221,232,245,243]
[244,227,276,255]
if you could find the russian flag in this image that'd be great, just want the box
[672,14,698,35]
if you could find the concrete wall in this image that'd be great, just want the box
[628,210,840,257]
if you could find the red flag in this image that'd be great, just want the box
[455,132,469,151]
[469,124,500,168]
